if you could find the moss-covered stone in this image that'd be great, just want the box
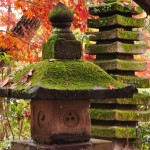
[92,125,136,138]
[12,60,125,91]
[90,108,150,121]
[104,0,131,3]
[48,2,73,23]
[85,42,146,54]
[93,59,147,71]
[42,41,54,59]
[88,14,145,28]
[86,29,144,41]
[112,75,150,88]
[91,93,150,105]
[89,2,143,16]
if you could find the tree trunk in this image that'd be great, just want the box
[134,0,150,15]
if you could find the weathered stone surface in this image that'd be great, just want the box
[88,15,145,28]
[11,140,92,150]
[91,93,150,105]
[49,2,74,28]
[112,75,150,88]
[86,29,144,41]
[11,139,113,150]
[43,38,80,59]
[90,109,150,121]
[104,0,131,3]
[31,100,91,144]
[85,42,146,54]
[93,59,147,71]
[92,125,136,138]
[54,39,82,59]
[89,2,142,16]
[91,139,113,150]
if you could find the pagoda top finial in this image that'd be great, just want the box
[49,2,74,28]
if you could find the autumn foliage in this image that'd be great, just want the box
[0,0,150,79]
[0,0,93,63]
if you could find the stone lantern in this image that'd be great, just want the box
[0,2,136,150]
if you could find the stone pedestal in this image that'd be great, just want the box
[11,139,113,150]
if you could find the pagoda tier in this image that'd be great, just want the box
[86,0,150,149]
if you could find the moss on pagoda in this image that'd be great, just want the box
[91,93,150,105]
[88,14,145,28]
[93,59,147,71]
[87,29,144,41]
[12,59,125,91]
[92,125,136,138]
[85,42,146,54]
[90,108,150,121]
[112,75,150,88]
[48,2,73,23]
[104,0,131,3]
[89,2,143,16]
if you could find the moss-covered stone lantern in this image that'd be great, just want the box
[86,0,150,148]
[0,2,136,150]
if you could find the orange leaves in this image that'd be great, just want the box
[70,0,89,32]
[82,54,95,61]
[107,83,116,90]
[0,30,41,63]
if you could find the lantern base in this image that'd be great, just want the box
[11,139,113,150]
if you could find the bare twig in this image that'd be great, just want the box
[3,100,15,140]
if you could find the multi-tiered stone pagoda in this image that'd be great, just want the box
[0,2,137,150]
[86,0,150,148]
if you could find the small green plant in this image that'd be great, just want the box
[136,122,150,150]
[74,30,91,46]
[0,52,12,66]
[0,98,30,150]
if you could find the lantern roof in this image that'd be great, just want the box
[0,2,137,100]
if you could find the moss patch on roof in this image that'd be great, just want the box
[85,42,146,54]
[90,108,150,121]
[86,29,144,41]
[93,59,147,71]
[92,125,136,138]
[89,2,143,15]
[12,60,124,91]
[87,15,145,28]
[91,93,150,105]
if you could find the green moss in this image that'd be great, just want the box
[118,30,143,41]
[87,29,143,41]
[42,41,54,59]
[48,2,73,23]
[117,15,145,27]
[113,75,150,88]
[90,109,116,120]
[93,59,147,71]
[90,108,150,121]
[88,14,145,28]
[42,34,64,59]
[91,93,150,105]
[89,2,143,15]
[118,60,146,71]
[104,0,131,3]
[86,42,145,54]
[12,60,124,91]
[92,125,136,138]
